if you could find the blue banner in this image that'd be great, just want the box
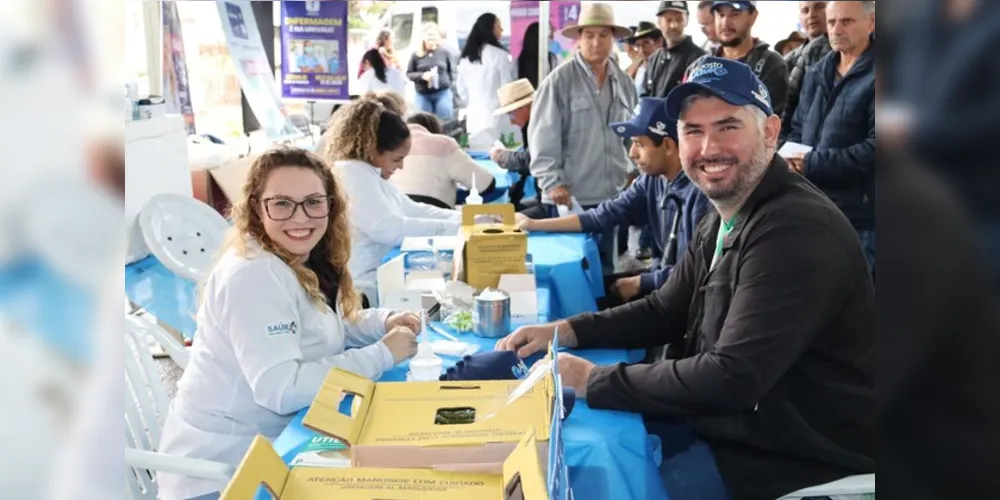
[280,1,350,101]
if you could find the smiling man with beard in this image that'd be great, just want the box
[495,58,875,500]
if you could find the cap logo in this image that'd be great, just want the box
[648,121,669,136]
[617,125,627,133]
[751,81,771,107]
[689,61,728,82]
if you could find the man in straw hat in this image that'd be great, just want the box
[488,78,544,213]
[528,2,638,271]
[644,1,706,99]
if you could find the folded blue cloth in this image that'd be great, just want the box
[439,350,576,418]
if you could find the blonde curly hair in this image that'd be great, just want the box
[216,146,361,320]
[323,97,410,166]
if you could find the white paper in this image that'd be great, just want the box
[778,141,813,158]
[498,274,538,323]
[400,236,460,252]
[556,196,585,216]
[492,139,506,151]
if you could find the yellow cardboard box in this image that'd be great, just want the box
[300,356,555,471]
[454,204,527,290]
[220,429,549,500]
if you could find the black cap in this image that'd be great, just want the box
[657,1,690,16]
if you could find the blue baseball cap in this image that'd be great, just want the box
[711,1,757,13]
[610,97,678,142]
[439,350,576,418]
[665,56,773,120]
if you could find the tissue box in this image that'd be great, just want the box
[453,204,527,290]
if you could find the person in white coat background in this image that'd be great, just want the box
[157,147,421,500]
[456,13,518,151]
[324,98,462,302]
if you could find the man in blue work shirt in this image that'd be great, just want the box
[515,97,710,306]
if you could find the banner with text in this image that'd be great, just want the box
[509,1,581,61]
[280,1,350,101]
[162,1,196,134]
[216,1,301,141]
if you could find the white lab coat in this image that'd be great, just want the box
[456,44,518,151]
[333,159,461,298]
[357,67,407,96]
[157,244,395,499]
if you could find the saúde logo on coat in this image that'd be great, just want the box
[267,321,298,336]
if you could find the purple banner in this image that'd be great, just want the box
[162,1,196,134]
[509,1,580,62]
[280,1,349,100]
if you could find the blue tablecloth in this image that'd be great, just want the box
[0,258,93,364]
[385,233,604,321]
[456,158,511,205]
[271,322,668,500]
[125,257,198,339]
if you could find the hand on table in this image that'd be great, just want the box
[514,212,536,232]
[382,326,419,364]
[385,311,422,334]
[553,352,596,400]
[548,185,572,207]
[611,275,643,301]
[495,322,577,358]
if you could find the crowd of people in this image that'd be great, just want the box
[155,2,878,500]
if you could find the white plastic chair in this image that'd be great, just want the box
[125,317,230,499]
[777,474,875,499]
[126,313,190,369]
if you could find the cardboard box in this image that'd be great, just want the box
[376,254,446,311]
[454,204,527,290]
[301,345,561,474]
[220,429,549,500]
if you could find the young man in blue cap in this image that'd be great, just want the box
[499,57,874,500]
[687,1,789,117]
[516,97,710,307]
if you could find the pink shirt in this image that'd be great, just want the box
[390,124,496,208]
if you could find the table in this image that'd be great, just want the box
[386,233,605,321]
[125,256,198,339]
[456,158,511,205]
[271,323,669,500]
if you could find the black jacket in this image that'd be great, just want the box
[781,34,832,139]
[406,49,454,95]
[688,39,790,118]
[788,38,875,231]
[643,36,705,98]
[570,156,875,500]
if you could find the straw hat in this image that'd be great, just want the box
[561,3,632,40]
[493,79,536,116]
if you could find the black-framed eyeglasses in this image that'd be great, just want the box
[259,196,333,221]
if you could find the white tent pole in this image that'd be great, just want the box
[538,1,551,81]
[142,1,163,96]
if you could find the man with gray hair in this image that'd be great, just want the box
[787,0,876,275]
[496,57,874,499]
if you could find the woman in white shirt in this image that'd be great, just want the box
[456,13,518,150]
[157,147,420,500]
[356,48,407,96]
[391,112,497,209]
[323,98,462,300]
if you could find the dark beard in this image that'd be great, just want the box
[720,35,745,48]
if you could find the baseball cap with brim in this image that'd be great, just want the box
[711,1,757,12]
[665,56,774,119]
[561,2,632,40]
[657,1,690,16]
[610,97,677,142]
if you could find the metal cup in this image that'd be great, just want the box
[473,291,511,339]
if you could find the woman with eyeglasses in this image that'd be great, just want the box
[156,147,420,500]
[323,98,461,302]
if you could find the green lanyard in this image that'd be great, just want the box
[711,214,739,270]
